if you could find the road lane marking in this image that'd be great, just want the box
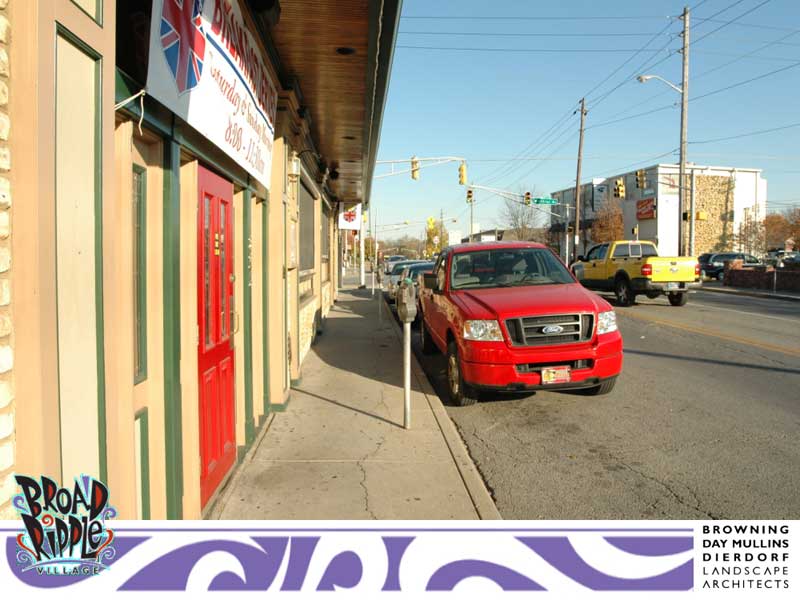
[618,310,800,358]
[690,298,800,323]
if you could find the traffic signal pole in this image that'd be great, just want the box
[573,98,587,263]
[679,6,690,256]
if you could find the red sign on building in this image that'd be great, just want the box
[636,198,656,220]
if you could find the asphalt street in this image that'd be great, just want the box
[393,288,800,520]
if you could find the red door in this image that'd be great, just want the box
[197,165,236,507]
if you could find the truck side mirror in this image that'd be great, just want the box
[422,272,438,292]
[576,255,585,262]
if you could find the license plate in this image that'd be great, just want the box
[541,366,571,385]
[665,282,679,290]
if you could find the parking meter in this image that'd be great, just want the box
[396,278,417,323]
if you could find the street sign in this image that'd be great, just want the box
[533,197,557,205]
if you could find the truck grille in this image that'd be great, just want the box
[505,314,594,346]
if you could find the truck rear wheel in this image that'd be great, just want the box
[614,277,635,307]
[668,292,688,306]
[447,341,478,407]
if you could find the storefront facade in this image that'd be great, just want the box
[1,0,399,519]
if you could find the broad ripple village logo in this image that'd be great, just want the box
[12,475,116,576]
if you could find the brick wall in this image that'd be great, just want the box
[725,261,800,292]
[0,0,14,519]
[693,174,736,256]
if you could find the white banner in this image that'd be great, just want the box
[339,204,362,231]
[146,0,277,189]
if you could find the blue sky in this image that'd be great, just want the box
[370,0,799,238]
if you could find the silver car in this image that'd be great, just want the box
[384,260,426,301]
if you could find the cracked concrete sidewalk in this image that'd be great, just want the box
[213,281,499,520]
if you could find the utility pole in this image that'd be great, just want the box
[573,97,587,261]
[678,5,690,256]
[359,206,365,287]
[440,208,444,249]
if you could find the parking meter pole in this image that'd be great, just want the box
[403,321,411,429]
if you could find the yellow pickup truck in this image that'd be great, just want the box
[571,240,701,306]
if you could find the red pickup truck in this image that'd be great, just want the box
[418,241,623,406]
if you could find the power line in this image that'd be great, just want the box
[398,31,671,37]
[692,17,799,32]
[396,46,671,53]
[691,60,800,100]
[587,103,678,129]
[690,122,800,144]
[691,50,800,62]
[400,15,673,21]
[691,0,773,47]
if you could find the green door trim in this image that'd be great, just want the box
[134,407,151,520]
[163,138,183,519]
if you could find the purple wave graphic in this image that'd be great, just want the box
[382,537,414,591]
[427,560,545,591]
[517,537,693,591]
[120,538,290,591]
[6,536,149,589]
[604,536,693,556]
[316,551,362,590]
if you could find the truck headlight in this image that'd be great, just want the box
[464,320,503,341]
[597,311,618,335]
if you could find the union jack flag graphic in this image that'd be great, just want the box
[160,0,206,94]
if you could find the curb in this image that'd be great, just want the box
[699,286,800,303]
[383,296,502,521]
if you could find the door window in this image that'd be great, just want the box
[613,244,630,258]
[596,244,609,260]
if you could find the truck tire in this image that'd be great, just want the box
[446,341,478,407]
[420,319,437,355]
[614,276,635,307]
[581,377,617,396]
[668,292,688,306]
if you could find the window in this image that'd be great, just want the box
[321,205,330,282]
[299,182,315,272]
[133,164,147,383]
[450,248,574,290]
[641,243,659,257]
[613,244,630,258]
[596,244,609,260]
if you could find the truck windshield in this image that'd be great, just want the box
[450,248,574,290]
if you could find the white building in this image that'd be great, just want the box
[550,164,767,258]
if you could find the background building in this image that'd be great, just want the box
[550,164,767,259]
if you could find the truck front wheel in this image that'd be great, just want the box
[580,377,617,396]
[447,342,478,407]
[668,292,688,306]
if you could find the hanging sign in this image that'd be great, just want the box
[146,0,278,189]
[339,204,362,231]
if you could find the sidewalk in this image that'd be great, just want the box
[212,280,500,520]
[700,281,800,302]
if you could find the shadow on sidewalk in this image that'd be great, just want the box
[291,387,404,428]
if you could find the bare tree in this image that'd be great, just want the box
[591,198,623,243]
[499,197,546,242]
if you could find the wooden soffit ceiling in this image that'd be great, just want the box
[265,0,401,207]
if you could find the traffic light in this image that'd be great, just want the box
[411,157,420,180]
[523,191,532,206]
[636,169,646,189]
[466,189,474,204]
[613,178,626,199]
[458,161,467,185]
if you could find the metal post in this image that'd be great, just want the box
[469,196,474,242]
[690,168,696,256]
[403,321,411,429]
[359,207,365,287]
[678,6,690,256]
[371,207,375,295]
[574,97,587,260]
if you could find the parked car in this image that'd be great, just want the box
[393,261,435,319]
[571,240,701,306]
[418,242,623,406]
[384,260,426,301]
[383,255,406,274]
[701,252,761,281]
